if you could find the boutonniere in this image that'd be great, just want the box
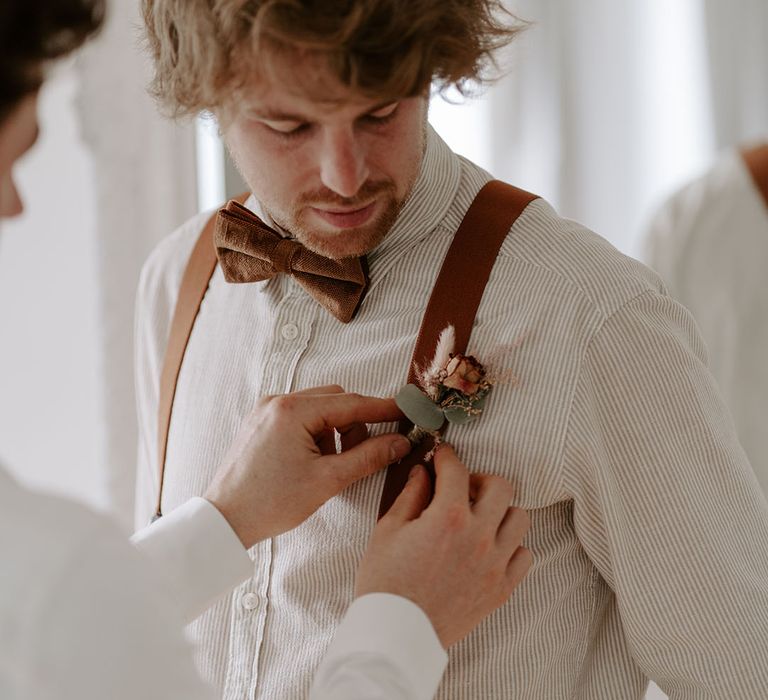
[395,326,493,458]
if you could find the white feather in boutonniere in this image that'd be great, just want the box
[395,325,495,459]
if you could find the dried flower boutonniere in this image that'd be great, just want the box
[395,325,493,459]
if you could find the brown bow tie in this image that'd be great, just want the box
[214,200,369,323]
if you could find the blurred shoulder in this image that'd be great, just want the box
[0,467,134,609]
[641,148,768,301]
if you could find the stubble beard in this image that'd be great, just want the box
[284,118,427,260]
[277,180,404,260]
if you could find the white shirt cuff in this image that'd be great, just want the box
[312,593,448,700]
[131,497,252,623]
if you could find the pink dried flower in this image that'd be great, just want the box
[442,354,486,395]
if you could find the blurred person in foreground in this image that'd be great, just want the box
[644,143,768,497]
[134,1,768,697]
[0,2,532,699]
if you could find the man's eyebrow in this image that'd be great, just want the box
[247,100,398,122]
[248,108,307,121]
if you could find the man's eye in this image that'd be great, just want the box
[363,103,400,125]
[262,121,310,138]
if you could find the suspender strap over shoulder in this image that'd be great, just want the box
[377,180,538,517]
[741,144,768,210]
[153,193,250,520]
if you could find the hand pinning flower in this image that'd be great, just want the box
[395,325,495,459]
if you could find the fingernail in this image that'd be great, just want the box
[389,437,412,462]
[408,465,422,480]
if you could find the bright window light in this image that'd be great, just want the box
[195,114,226,213]
[638,0,714,197]
[428,87,493,172]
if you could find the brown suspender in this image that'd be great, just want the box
[153,192,250,520]
[377,181,537,516]
[741,144,768,210]
[153,182,537,521]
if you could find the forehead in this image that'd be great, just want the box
[229,49,394,121]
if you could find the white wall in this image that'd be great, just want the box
[428,0,717,261]
[0,66,106,511]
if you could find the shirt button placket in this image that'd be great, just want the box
[247,539,272,699]
[280,322,299,341]
[223,540,272,700]
[238,293,314,699]
[240,592,259,611]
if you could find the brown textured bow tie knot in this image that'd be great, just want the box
[271,238,302,274]
[214,200,369,323]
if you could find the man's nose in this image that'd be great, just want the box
[0,174,24,219]
[319,130,370,199]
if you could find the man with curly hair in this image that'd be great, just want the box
[1,2,534,698]
[136,1,768,698]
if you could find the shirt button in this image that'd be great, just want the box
[241,593,259,611]
[280,323,299,341]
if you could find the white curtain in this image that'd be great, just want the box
[75,0,198,527]
[431,0,767,258]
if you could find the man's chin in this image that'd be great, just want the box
[295,207,399,259]
[297,227,387,260]
[284,195,401,258]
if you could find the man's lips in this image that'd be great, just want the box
[309,201,377,229]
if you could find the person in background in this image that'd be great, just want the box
[643,143,768,497]
[0,2,532,699]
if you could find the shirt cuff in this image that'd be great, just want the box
[315,593,448,700]
[131,497,252,623]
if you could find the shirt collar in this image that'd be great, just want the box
[244,125,462,283]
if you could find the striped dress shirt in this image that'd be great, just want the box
[134,127,768,699]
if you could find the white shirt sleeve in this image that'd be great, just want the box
[131,497,253,623]
[564,290,768,696]
[310,593,448,700]
[24,518,216,700]
[132,502,450,699]
[133,501,450,698]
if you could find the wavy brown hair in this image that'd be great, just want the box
[0,0,105,121]
[143,0,526,117]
